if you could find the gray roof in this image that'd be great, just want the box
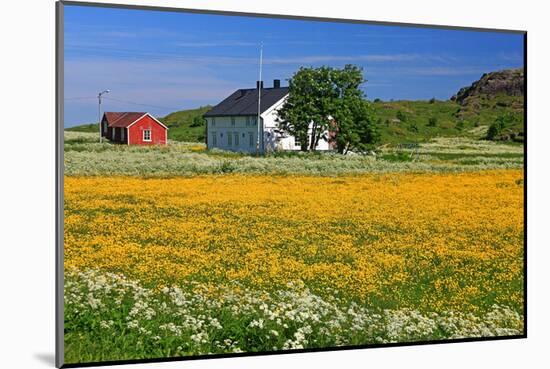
[204,87,289,117]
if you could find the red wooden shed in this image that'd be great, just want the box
[101,112,168,145]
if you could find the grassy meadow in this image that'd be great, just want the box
[63,131,524,363]
[64,131,523,177]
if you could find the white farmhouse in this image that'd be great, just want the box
[203,80,331,153]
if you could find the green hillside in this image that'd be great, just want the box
[66,123,99,133]
[372,94,524,144]
[160,105,212,142]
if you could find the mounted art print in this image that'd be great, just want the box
[56,1,526,367]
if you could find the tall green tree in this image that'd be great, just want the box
[276,66,337,151]
[276,65,378,153]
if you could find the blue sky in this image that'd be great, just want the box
[64,5,524,126]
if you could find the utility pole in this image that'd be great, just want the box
[98,89,110,143]
[256,43,263,156]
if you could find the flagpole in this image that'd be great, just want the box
[256,42,263,156]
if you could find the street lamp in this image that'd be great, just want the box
[98,89,110,143]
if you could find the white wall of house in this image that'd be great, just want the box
[206,95,330,153]
[206,116,260,153]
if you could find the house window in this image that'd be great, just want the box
[248,132,254,147]
[211,117,216,127]
[252,117,257,126]
[231,117,236,126]
[103,122,107,133]
[228,131,232,146]
[143,129,151,142]
[246,117,250,126]
[234,132,239,146]
[112,127,116,139]
[211,132,217,146]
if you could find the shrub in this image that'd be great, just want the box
[190,116,205,127]
[429,97,436,104]
[428,117,438,127]
[396,111,408,122]
[486,114,514,140]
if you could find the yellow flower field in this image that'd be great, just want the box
[64,170,524,315]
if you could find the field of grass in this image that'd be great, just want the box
[64,131,523,177]
[371,96,524,144]
[64,170,524,363]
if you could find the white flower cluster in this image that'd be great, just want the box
[65,269,524,356]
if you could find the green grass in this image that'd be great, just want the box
[372,95,524,144]
[160,105,212,142]
[66,123,99,133]
[63,131,523,177]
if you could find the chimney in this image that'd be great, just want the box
[256,80,264,90]
[273,79,281,88]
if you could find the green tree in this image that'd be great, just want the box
[332,96,380,154]
[276,66,338,151]
[486,113,514,140]
[277,64,378,153]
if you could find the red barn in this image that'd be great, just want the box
[101,112,168,145]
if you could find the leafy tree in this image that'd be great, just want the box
[429,97,436,104]
[277,65,378,153]
[332,96,380,154]
[276,66,338,151]
[486,113,515,140]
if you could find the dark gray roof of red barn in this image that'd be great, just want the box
[203,87,289,117]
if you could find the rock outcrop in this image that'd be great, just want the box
[451,68,524,105]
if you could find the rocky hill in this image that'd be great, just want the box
[451,68,524,105]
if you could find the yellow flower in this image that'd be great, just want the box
[64,170,524,313]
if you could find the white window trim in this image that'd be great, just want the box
[143,129,152,142]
